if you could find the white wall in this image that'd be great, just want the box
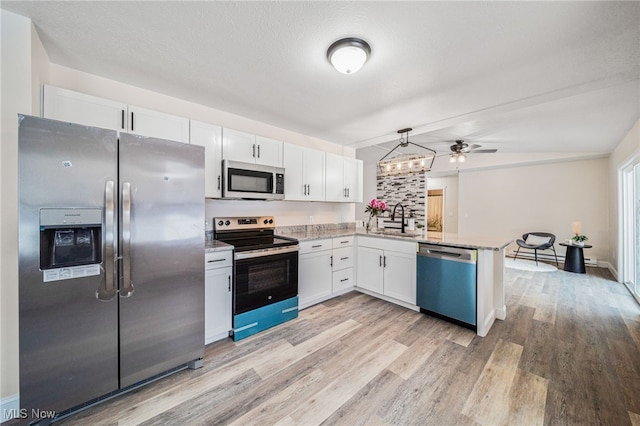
[458,158,610,263]
[1,9,40,410]
[608,119,640,279]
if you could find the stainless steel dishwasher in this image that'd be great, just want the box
[416,244,477,330]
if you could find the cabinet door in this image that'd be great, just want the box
[304,148,325,201]
[204,266,232,344]
[222,128,256,163]
[344,157,363,202]
[383,251,417,305]
[283,143,305,201]
[191,121,223,198]
[255,135,283,167]
[42,85,127,131]
[356,246,384,294]
[325,153,345,201]
[128,105,189,143]
[299,250,333,308]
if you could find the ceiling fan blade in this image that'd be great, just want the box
[466,144,482,150]
[472,149,498,154]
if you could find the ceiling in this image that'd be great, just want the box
[2,1,639,156]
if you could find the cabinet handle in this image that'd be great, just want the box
[330,255,333,267]
[340,278,349,282]
[307,184,310,196]
[383,256,387,268]
[217,175,221,190]
[121,110,125,130]
[207,258,227,263]
[252,144,256,158]
[131,112,134,131]
[312,244,322,248]
[379,255,382,267]
[340,257,349,261]
[228,275,231,291]
[303,184,307,195]
[257,144,261,158]
[340,240,349,244]
[347,188,350,198]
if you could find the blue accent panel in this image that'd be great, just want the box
[233,297,298,341]
[417,257,477,325]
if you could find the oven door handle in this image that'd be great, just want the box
[235,245,299,260]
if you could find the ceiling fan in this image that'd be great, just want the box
[447,139,497,163]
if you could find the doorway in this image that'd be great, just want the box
[621,160,640,302]
[427,189,444,232]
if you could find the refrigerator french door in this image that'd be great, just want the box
[18,115,205,420]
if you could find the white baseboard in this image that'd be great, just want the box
[1,394,19,423]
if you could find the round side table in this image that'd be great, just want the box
[559,242,592,273]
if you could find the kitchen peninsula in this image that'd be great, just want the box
[279,224,512,337]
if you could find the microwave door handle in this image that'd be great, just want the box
[120,182,134,298]
[97,180,117,301]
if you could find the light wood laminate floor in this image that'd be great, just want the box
[56,266,640,425]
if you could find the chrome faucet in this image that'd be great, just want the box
[391,203,406,233]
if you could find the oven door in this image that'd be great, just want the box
[234,245,298,314]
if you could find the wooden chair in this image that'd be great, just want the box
[514,232,558,266]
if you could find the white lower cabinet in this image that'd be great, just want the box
[298,239,333,309]
[204,251,233,344]
[332,236,354,293]
[356,236,417,306]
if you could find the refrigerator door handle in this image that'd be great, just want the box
[97,180,118,301]
[120,181,134,298]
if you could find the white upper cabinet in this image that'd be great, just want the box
[222,128,283,167]
[343,157,363,202]
[42,85,189,143]
[190,120,223,198]
[128,105,189,143]
[42,85,127,131]
[325,153,363,202]
[283,143,325,201]
[325,153,345,202]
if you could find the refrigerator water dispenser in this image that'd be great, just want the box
[39,208,102,269]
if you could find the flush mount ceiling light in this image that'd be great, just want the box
[327,37,371,74]
[377,128,436,175]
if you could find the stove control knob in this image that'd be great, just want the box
[268,219,273,224]
[217,220,223,226]
[263,219,268,224]
[225,220,230,226]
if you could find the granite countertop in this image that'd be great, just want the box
[278,227,512,251]
[356,229,513,251]
[205,240,233,253]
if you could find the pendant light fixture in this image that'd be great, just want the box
[377,128,436,175]
[327,37,371,74]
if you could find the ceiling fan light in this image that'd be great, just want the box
[449,155,457,163]
[327,38,371,74]
[458,154,466,163]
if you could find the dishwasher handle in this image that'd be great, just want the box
[418,244,476,263]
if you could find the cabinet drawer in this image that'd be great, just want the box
[205,251,233,270]
[333,268,354,293]
[299,238,332,254]
[332,236,354,248]
[332,246,354,271]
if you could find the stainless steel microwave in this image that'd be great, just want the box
[222,160,285,200]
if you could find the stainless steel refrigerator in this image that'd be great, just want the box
[18,115,205,421]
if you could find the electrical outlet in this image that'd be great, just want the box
[309,216,314,223]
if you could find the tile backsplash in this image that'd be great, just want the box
[376,169,425,227]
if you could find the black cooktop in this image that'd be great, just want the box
[215,231,298,252]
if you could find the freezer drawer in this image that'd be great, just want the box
[416,244,477,328]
